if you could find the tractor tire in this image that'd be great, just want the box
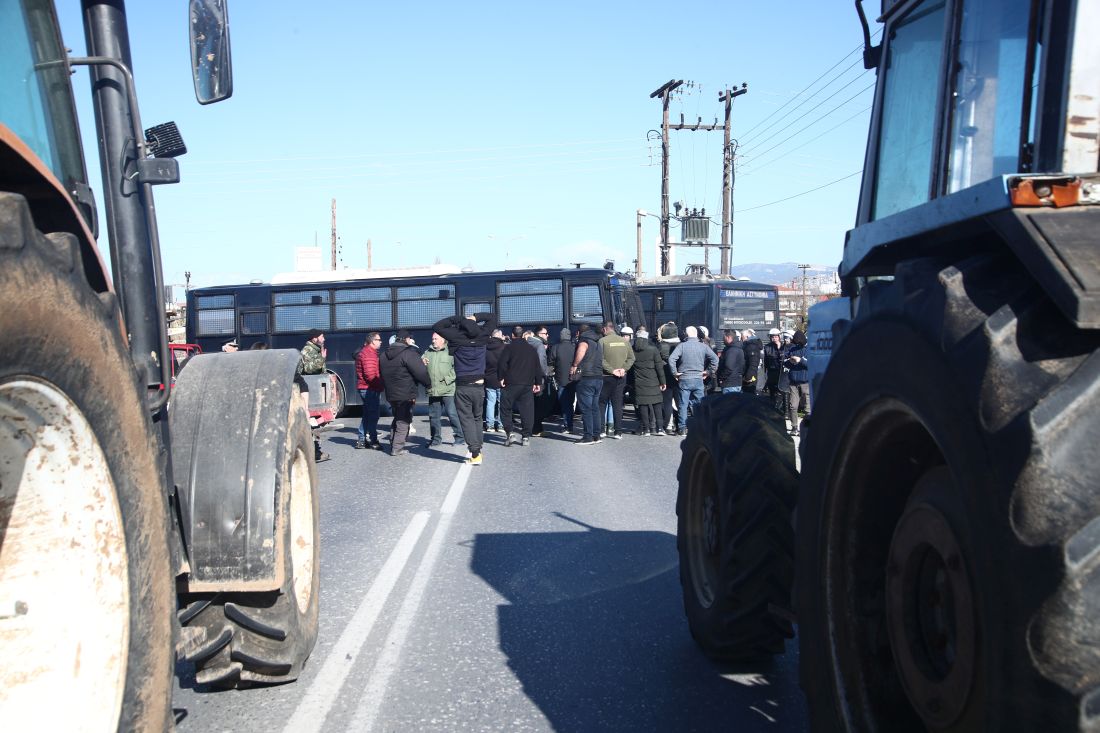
[0,193,173,730]
[797,253,1100,732]
[179,390,320,688]
[675,393,798,660]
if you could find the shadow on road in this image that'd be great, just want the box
[469,514,808,732]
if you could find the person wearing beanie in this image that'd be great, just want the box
[378,330,430,456]
[548,327,578,433]
[432,311,499,465]
[631,325,666,435]
[657,322,681,432]
[668,325,719,435]
[297,328,329,461]
[785,329,810,436]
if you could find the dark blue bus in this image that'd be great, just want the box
[186,266,644,410]
[636,277,780,340]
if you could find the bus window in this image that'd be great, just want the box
[273,290,331,333]
[680,288,706,326]
[240,310,268,334]
[335,286,392,330]
[195,294,235,336]
[570,284,602,321]
[463,301,491,318]
[499,279,564,324]
[396,284,456,328]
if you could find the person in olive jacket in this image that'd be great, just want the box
[630,328,667,436]
[378,329,430,456]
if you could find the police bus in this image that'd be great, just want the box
[186,265,645,411]
[636,276,780,341]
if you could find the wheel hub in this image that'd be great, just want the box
[885,496,976,729]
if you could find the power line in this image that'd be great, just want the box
[735,169,863,213]
[737,105,871,176]
[739,76,874,157]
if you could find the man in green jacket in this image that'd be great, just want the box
[599,321,635,439]
[423,332,466,448]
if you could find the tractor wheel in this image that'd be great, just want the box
[797,253,1100,731]
[179,390,320,687]
[0,194,172,729]
[675,394,798,660]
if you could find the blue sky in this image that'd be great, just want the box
[58,1,877,290]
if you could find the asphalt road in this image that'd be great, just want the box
[172,410,808,732]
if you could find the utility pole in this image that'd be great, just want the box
[651,79,746,277]
[367,238,372,270]
[719,84,747,276]
[650,79,683,276]
[635,210,644,278]
[330,198,337,271]
[798,263,811,326]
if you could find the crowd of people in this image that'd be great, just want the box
[296,316,811,465]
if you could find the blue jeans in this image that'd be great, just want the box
[358,389,381,442]
[557,381,577,428]
[484,387,502,429]
[678,377,706,430]
[429,394,464,443]
[576,377,603,439]
[722,386,742,394]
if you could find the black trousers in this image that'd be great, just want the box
[599,375,626,434]
[637,402,664,432]
[501,384,534,438]
[455,382,485,456]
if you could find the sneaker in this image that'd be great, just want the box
[640,430,651,437]
[576,436,597,446]
[315,451,331,463]
[354,440,366,450]
[505,433,517,447]
[532,431,543,438]
[369,440,382,450]
[521,437,531,446]
[656,430,667,436]
[391,449,408,457]
[453,438,466,446]
[430,439,443,448]
[611,432,623,440]
[466,453,483,466]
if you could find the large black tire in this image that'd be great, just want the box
[179,392,320,688]
[675,394,798,660]
[797,253,1100,731]
[0,194,173,729]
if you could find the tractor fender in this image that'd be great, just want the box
[168,348,303,592]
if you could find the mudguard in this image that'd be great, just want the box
[168,348,301,591]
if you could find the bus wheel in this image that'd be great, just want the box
[675,394,798,660]
[179,390,320,687]
[0,193,172,729]
[797,254,1100,731]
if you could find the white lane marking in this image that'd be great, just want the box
[348,462,473,731]
[283,511,431,733]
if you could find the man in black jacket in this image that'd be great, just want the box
[497,325,543,446]
[548,327,577,433]
[717,329,746,393]
[432,312,498,465]
[378,330,430,456]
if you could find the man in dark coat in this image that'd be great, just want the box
[432,312,498,465]
[378,329,430,456]
[483,328,506,433]
[497,325,544,446]
[548,327,577,433]
[717,329,746,394]
[741,328,763,394]
[630,327,666,436]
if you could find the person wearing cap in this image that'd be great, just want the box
[221,339,239,353]
[763,328,785,411]
[548,327,577,433]
[741,328,762,394]
[378,329,430,456]
[599,321,635,439]
[630,327,666,435]
[668,325,719,435]
[297,328,326,375]
[717,329,746,394]
[657,322,681,433]
[423,331,465,449]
